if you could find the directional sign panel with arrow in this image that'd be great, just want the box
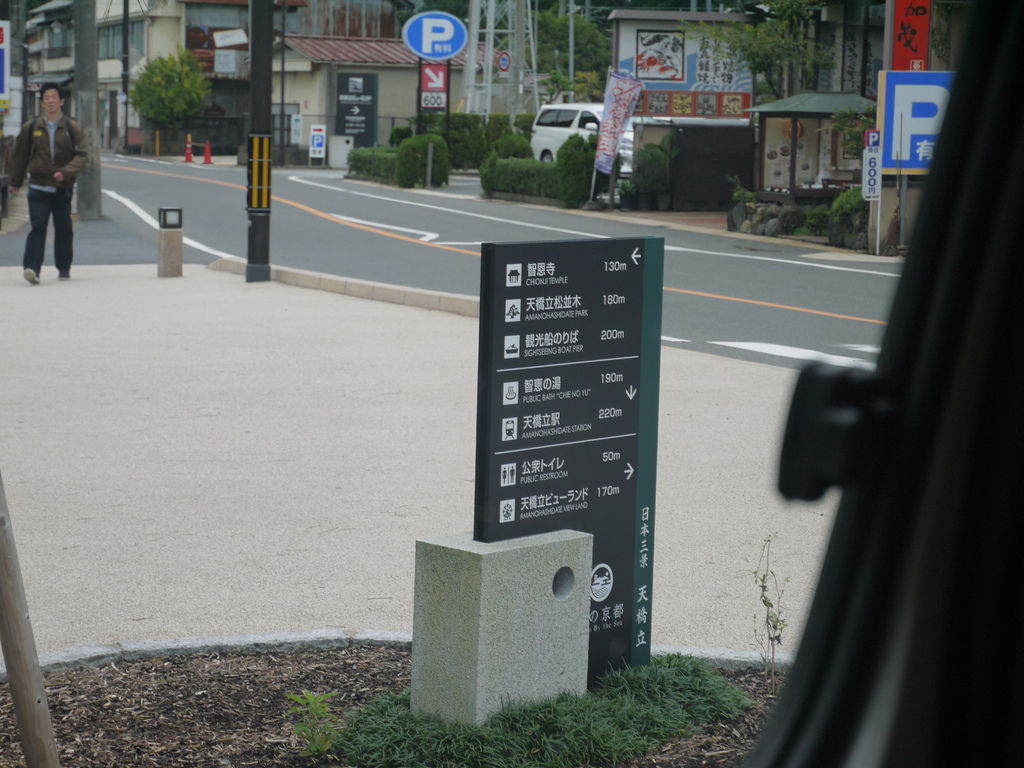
[475,237,664,681]
[420,62,449,111]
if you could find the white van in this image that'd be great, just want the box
[530,103,637,174]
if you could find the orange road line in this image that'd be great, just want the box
[104,163,888,326]
[101,163,478,255]
[664,285,887,325]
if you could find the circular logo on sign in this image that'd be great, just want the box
[497,51,511,71]
[590,563,614,602]
[401,11,468,61]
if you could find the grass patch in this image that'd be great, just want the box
[292,654,750,767]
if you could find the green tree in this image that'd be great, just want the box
[130,49,211,129]
[682,0,834,101]
[537,10,610,82]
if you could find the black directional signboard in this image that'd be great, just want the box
[474,237,664,681]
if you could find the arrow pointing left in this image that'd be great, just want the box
[630,247,642,265]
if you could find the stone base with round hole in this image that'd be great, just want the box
[410,529,592,724]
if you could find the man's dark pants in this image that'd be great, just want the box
[24,187,73,275]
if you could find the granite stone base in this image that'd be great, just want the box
[410,530,592,725]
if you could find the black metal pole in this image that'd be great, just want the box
[279,0,286,165]
[122,0,129,151]
[247,0,273,282]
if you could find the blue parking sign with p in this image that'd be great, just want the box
[402,11,468,61]
[878,70,954,175]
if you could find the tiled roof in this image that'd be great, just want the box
[181,0,305,5]
[747,92,876,115]
[285,35,475,67]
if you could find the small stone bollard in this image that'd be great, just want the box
[410,529,592,725]
[157,207,183,277]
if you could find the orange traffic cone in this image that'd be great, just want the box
[184,134,193,163]
[203,140,213,165]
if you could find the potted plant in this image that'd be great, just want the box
[618,179,637,211]
[632,138,672,210]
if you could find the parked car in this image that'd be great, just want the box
[530,103,637,174]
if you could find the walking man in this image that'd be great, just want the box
[9,82,88,284]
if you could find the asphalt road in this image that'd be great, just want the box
[94,154,900,370]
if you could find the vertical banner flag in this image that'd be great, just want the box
[595,72,644,175]
[892,0,931,71]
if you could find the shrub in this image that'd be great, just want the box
[805,204,831,235]
[395,134,449,188]
[831,186,868,223]
[481,156,561,199]
[727,174,757,205]
[555,134,598,208]
[777,204,807,234]
[514,112,535,139]
[348,147,397,182]
[486,113,514,145]
[448,112,487,169]
[632,138,672,195]
[389,125,413,146]
[829,186,870,249]
[495,133,533,159]
[480,152,499,197]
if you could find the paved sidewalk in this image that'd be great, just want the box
[0,190,835,670]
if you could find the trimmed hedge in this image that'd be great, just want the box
[480,155,561,200]
[555,134,604,208]
[396,133,449,188]
[514,112,535,139]
[495,133,533,159]
[448,113,487,170]
[348,147,398,183]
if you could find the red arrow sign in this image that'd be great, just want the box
[420,62,448,92]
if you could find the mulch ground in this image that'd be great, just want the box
[0,645,781,767]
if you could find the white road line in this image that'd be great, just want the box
[838,343,882,353]
[289,175,898,278]
[102,189,241,261]
[708,341,875,369]
[287,174,604,239]
[663,244,899,276]
[331,213,438,241]
[661,336,690,343]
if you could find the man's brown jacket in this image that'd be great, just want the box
[10,114,88,190]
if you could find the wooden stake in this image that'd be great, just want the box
[0,471,61,768]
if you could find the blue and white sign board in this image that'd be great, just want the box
[878,70,954,175]
[402,11,468,61]
[0,21,10,113]
[862,129,881,201]
[309,124,327,159]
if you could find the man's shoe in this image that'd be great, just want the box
[58,271,70,280]
[23,268,39,285]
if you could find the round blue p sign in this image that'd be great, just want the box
[402,11,468,61]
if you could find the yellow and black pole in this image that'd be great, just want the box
[246,0,274,282]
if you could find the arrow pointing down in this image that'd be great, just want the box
[625,385,637,400]
[624,463,635,480]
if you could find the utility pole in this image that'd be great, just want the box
[246,0,273,282]
[121,0,129,151]
[278,0,287,165]
[74,0,102,218]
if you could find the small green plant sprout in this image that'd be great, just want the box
[753,534,789,694]
[726,174,756,205]
[286,689,341,757]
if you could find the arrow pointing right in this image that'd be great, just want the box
[624,463,635,480]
